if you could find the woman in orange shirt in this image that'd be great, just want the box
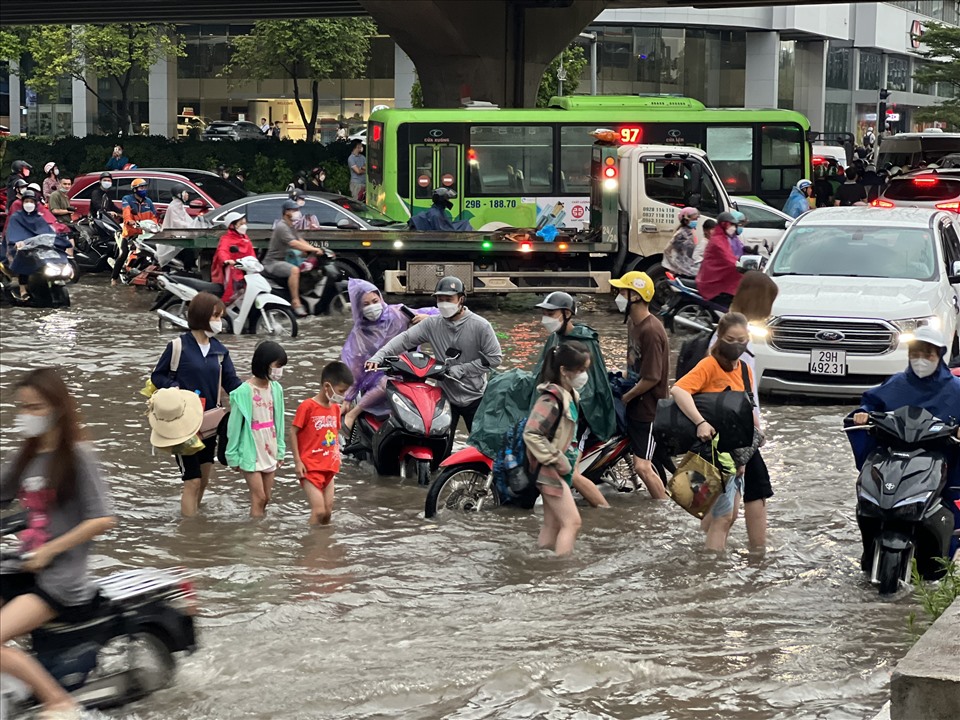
[671,312,757,551]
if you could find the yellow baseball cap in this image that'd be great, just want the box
[609,271,655,302]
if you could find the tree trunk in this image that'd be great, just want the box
[292,76,311,143]
[113,72,133,137]
[308,80,320,144]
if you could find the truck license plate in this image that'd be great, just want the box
[809,349,846,376]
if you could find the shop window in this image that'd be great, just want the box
[467,125,554,195]
[858,51,882,91]
[887,56,909,92]
[826,45,851,90]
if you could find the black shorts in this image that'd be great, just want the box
[1,572,101,623]
[743,450,773,503]
[627,420,657,461]
[176,434,218,482]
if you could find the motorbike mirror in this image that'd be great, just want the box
[737,254,765,272]
[336,218,360,230]
[445,347,462,360]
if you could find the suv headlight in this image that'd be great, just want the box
[894,316,941,343]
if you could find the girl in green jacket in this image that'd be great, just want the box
[226,341,287,517]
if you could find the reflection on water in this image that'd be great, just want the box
[0,279,912,720]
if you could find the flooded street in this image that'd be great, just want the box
[0,279,916,720]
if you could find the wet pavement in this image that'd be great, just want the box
[0,278,917,720]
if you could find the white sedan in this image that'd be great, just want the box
[732,197,794,254]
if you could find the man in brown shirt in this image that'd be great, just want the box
[610,271,669,499]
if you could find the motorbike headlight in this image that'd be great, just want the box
[432,398,451,435]
[60,265,73,278]
[894,316,941,344]
[390,392,425,434]
[43,265,60,278]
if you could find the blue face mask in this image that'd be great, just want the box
[688,220,698,229]
[736,226,744,236]
[136,188,148,198]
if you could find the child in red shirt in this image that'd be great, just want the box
[291,361,354,525]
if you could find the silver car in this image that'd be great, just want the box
[207,193,406,230]
[874,168,960,213]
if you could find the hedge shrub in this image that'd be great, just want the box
[0,136,357,195]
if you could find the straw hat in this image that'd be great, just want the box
[148,388,203,447]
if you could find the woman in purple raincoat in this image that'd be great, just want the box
[340,279,436,433]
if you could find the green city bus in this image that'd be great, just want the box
[366,96,812,230]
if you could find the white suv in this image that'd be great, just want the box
[754,207,960,398]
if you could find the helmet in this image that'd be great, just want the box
[432,187,457,200]
[535,291,577,316]
[20,188,37,201]
[171,183,189,198]
[221,211,246,227]
[910,326,947,350]
[609,271,655,303]
[26,182,42,194]
[679,207,699,219]
[432,276,465,296]
[281,200,300,212]
[99,172,113,181]
[716,211,738,225]
[13,178,28,191]
[43,161,57,174]
[730,210,746,224]
[131,178,148,189]
[796,179,813,191]
[11,160,31,174]
[288,188,306,201]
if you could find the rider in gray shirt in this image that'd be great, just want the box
[366,276,502,432]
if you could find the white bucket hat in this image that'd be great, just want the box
[148,388,204,447]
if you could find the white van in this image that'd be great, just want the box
[877,131,960,171]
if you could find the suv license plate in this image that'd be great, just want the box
[810,349,847,376]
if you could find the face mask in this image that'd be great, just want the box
[136,188,148,198]
[362,303,384,321]
[736,226,744,236]
[236,224,248,236]
[22,202,36,214]
[724,225,737,237]
[910,357,938,378]
[326,384,345,404]
[437,301,460,318]
[289,211,302,222]
[180,193,190,203]
[688,220,698,229]
[569,371,589,391]
[269,367,284,381]
[100,180,112,190]
[205,319,223,337]
[717,339,747,361]
[15,413,52,438]
[541,316,563,334]
[54,168,60,177]
[615,294,629,313]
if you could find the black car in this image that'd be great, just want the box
[201,121,268,142]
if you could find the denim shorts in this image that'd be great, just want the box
[711,474,743,518]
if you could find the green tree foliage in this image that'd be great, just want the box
[537,44,589,108]
[912,23,960,130]
[19,24,184,136]
[410,74,424,109]
[0,27,30,67]
[224,19,377,143]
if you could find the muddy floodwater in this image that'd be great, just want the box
[0,279,918,720]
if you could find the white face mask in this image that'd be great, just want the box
[236,224,248,236]
[362,303,384,321]
[437,301,460,319]
[15,413,52,438]
[205,319,223,337]
[326,384,345,404]
[22,202,36,214]
[569,371,589,391]
[289,211,302,222]
[541,316,562,334]
[615,294,629,313]
[100,180,112,190]
[269,367,284,381]
[910,357,938,378]
[725,225,737,237]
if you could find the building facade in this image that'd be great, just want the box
[2,2,957,139]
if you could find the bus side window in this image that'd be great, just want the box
[467,125,554,196]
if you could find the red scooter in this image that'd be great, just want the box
[343,352,452,485]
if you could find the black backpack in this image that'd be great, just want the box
[676,331,712,380]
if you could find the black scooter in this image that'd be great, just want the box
[0,234,74,308]
[659,272,728,334]
[263,247,349,315]
[73,212,121,274]
[0,505,197,715]
[846,406,959,595]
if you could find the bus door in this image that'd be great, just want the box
[410,144,462,219]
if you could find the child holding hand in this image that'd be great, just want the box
[291,361,354,525]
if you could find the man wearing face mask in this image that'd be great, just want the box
[6,160,32,212]
[90,172,121,221]
[610,271,670,499]
[852,327,960,559]
[365,276,502,439]
[114,178,157,286]
[263,199,323,317]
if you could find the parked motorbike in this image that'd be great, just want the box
[263,248,349,315]
[0,505,197,716]
[424,428,634,519]
[0,234,74,308]
[73,212,121,274]
[845,406,960,595]
[343,352,452,485]
[155,255,298,337]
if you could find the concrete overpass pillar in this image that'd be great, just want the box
[744,32,779,109]
[794,40,827,133]
[362,0,608,108]
[8,62,21,136]
[148,54,178,138]
[394,46,416,109]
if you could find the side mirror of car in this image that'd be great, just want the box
[949,259,960,284]
[189,198,208,210]
[336,218,360,230]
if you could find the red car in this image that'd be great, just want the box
[68,168,249,220]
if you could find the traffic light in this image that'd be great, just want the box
[878,89,891,129]
[879,88,891,101]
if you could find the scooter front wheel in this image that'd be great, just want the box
[672,303,717,334]
[254,306,299,337]
[877,548,905,596]
[425,463,498,519]
[128,631,176,697]
[328,290,350,315]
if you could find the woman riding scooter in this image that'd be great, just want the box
[211,212,255,304]
[5,189,60,301]
[695,211,743,307]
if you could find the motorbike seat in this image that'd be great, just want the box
[676,276,698,291]
[172,275,223,295]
